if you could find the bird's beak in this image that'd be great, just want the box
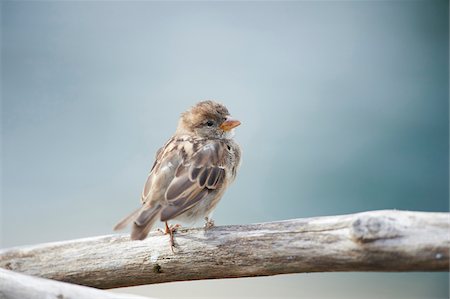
[220,116,241,131]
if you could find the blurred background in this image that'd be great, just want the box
[1,1,448,298]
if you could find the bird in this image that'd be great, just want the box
[114,100,241,250]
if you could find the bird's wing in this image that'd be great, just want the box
[160,140,227,221]
[140,135,185,205]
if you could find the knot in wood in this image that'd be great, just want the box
[350,215,401,243]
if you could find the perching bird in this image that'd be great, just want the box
[114,100,241,249]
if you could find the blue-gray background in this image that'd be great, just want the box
[1,1,448,298]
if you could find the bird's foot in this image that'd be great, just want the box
[204,217,215,230]
[164,222,181,252]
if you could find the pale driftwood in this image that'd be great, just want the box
[0,210,448,290]
[0,268,156,299]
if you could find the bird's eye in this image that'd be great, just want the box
[206,120,214,127]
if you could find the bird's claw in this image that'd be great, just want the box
[204,217,215,230]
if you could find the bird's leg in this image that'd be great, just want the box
[204,216,215,230]
[164,221,180,252]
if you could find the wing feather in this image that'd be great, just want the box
[160,188,210,221]
[141,145,167,203]
[161,140,228,221]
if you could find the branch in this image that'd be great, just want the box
[0,268,155,299]
[0,210,448,289]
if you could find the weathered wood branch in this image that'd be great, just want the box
[0,210,448,289]
[0,268,156,299]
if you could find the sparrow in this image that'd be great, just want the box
[114,100,241,249]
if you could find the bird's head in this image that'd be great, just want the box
[176,100,241,139]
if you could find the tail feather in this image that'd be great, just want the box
[113,207,141,231]
[131,205,162,240]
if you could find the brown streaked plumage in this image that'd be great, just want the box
[114,100,241,249]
